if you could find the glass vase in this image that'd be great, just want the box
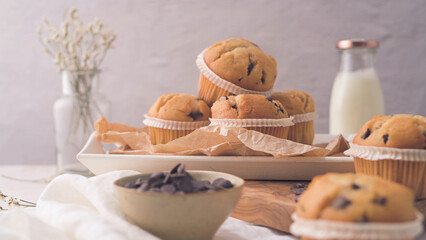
[53,69,111,175]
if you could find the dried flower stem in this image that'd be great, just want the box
[37,8,116,71]
[0,190,36,211]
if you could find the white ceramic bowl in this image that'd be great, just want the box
[114,170,244,240]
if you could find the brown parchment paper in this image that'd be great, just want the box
[95,117,350,157]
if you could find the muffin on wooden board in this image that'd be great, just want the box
[272,90,317,145]
[345,114,426,199]
[210,94,293,139]
[143,94,211,144]
[290,173,423,240]
[197,38,277,105]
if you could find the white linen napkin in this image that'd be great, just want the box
[0,170,295,240]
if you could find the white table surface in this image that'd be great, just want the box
[0,165,295,240]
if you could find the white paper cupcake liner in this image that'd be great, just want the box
[196,49,273,96]
[291,112,319,123]
[344,144,426,161]
[143,115,210,130]
[209,117,294,128]
[290,212,424,240]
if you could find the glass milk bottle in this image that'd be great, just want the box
[329,39,385,135]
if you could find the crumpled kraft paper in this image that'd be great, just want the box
[95,117,349,157]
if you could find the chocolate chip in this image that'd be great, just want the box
[266,97,273,102]
[291,183,307,195]
[237,78,242,82]
[170,163,181,174]
[247,55,255,76]
[383,134,389,144]
[137,182,150,192]
[294,195,302,202]
[151,172,165,179]
[177,164,186,174]
[231,105,239,115]
[361,128,371,139]
[124,182,141,189]
[161,184,176,194]
[332,196,352,209]
[175,177,193,193]
[212,178,233,189]
[188,112,203,120]
[260,71,265,84]
[163,173,171,184]
[351,183,361,190]
[247,62,254,76]
[357,213,369,222]
[372,197,387,206]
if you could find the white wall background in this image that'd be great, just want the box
[0,0,425,164]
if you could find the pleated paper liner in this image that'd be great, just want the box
[143,115,210,145]
[196,48,273,106]
[288,112,319,145]
[345,144,426,199]
[209,117,294,139]
[147,127,195,145]
[290,212,424,240]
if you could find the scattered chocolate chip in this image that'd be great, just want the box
[291,183,307,195]
[361,128,371,139]
[332,196,352,209]
[266,97,273,102]
[291,183,308,202]
[372,197,387,206]
[237,78,242,82]
[383,134,389,144]
[351,183,361,190]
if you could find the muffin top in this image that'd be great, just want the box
[271,90,315,115]
[203,38,277,91]
[296,173,417,223]
[147,94,211,121]
[211,94,288,119]
[353,114,426,149]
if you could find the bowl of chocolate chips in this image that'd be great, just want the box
[114,163,244,240]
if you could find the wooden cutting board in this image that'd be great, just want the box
[231,181,426,233]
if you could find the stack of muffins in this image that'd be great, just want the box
[143,38,318,145]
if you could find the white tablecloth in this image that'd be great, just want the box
[0,165,295,240]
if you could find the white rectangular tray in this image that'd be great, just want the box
[77,133,354,180]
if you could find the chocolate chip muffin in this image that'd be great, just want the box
[272,90,317,145]
[296,173,416,222]
[197,38,277,106]
[353,114,426,149]
[211,94,287,119]
[143,94,211,144]
[290,173,422,240]
[210,94,293,139]
[346,114,426,199]
[148,94,211,122]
